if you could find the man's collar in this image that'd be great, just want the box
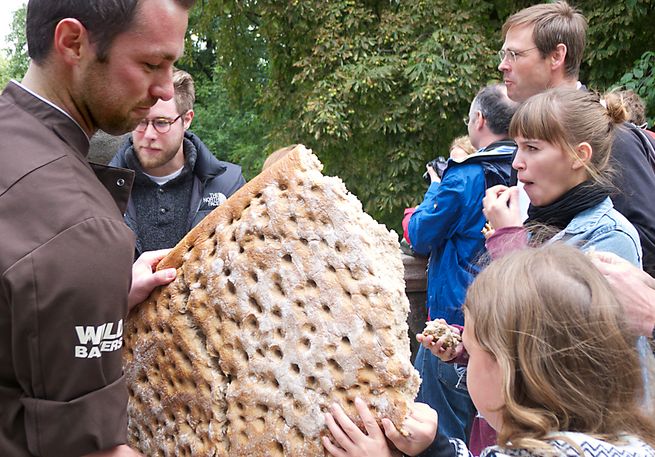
[9,80,89,139]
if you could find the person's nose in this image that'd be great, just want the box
[498,56,511,73]
[512,149,525,171]
[149,67,175,102]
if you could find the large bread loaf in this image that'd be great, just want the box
[124,145,421,456]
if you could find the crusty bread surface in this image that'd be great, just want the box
[124,145,421,457]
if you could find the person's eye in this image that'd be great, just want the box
[144,62,160,71]
[154,119,170,129]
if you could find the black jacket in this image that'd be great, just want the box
[110,130,246,255]
[610,124,655,276]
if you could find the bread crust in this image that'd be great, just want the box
[124,145,421,456]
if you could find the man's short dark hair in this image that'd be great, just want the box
[26,0,196,64]
[473,84,518,136]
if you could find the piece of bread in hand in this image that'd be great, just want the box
[422,320,462,350]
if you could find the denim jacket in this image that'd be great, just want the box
[549,196,642,266]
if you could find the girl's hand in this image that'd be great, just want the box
[322,398,398,457]
[483,185,522,230]
[416,320,463,362]
[382,402,438,456]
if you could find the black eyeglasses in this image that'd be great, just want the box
[135,113,183,134]
[498,46,538,63]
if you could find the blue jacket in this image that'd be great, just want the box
[110,131,245,256]
[552,196,642,266]
[408,143,515,325]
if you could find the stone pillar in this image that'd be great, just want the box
[402,253,428,363]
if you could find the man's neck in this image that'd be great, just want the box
[21,62,96,137]
[549,75,579,91]
[476,134,508,151]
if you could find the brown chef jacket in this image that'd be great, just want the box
[0,81,136,456]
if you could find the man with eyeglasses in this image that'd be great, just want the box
[111,68,245,256]
[495,0,655,277]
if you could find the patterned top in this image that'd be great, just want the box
[449,432,655,457]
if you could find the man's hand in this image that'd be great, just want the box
[83,444,143,457]
[482,185,522,230]
[128,249,176,311]
[382,402,438,456]
[426,164,441,184]
[590,251,655,337]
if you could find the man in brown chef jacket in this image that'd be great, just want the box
[0,1,195,456]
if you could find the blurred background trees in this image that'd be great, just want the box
[2,0,653,234]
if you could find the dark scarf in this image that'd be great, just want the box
[526,181,611,231]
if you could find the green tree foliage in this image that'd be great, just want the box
[194,0,507,231]
[613,51,655,124]
[583,0,655,88]
[0,4,28,87]
[191,0,655,233]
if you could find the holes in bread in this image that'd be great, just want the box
[292,399,305,413]
[252,417,266,433]
[302,323,317,334]
[327,358,343,376]
[321,304,332,316]
[271,305,283,320]
[272,274,285,297]
[275,327,286,339]
[307,279,318,288]
[282,254,293,263]
[270,441,285,457]
[298,337,311,352]
[255,403,269,415]
[270,345,283,360]
[227,279,237,295]
[237,430,249,446]
[306,375,318,388]
[339,336,352,353]
[290,363,300,374]
[364,320,375,335]
[249,296,263,314]
[244,314,259,333]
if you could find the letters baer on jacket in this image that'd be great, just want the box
[408,142,516,326]
[0,82,136,456]
[110,131,246,256]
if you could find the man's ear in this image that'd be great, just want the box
[475,110,485,132]
[572,142,592,169]
[183,109,195,129]
[550,43,567,73]
[52,18,90,65]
